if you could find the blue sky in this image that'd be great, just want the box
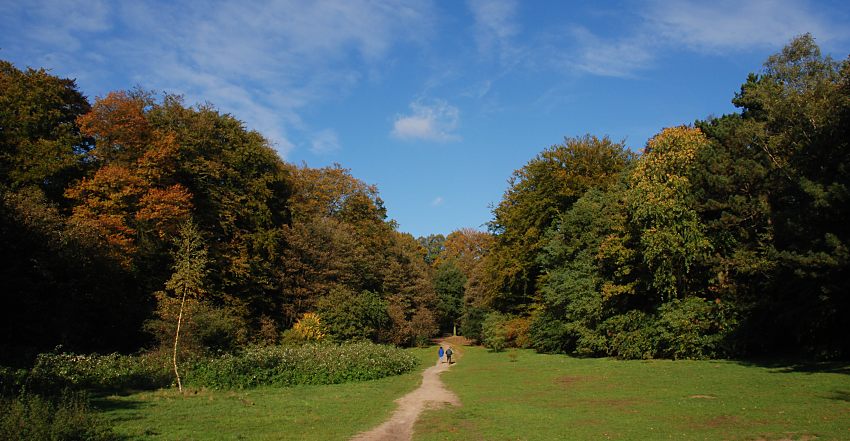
[2,1,849,238]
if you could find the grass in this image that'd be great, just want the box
[415,346,850,441]
[95,344,850,440]
[97,347,435,440]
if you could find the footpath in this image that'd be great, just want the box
[351,339,463,441]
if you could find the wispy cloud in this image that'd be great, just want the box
[545,0,848,79]
[644,0,847,52]
[431,196,444,206]
[392,99,460,142]
[567,27,655,78]
[467,0,522,65]
[0,0,435,158]
[310,129,341,155]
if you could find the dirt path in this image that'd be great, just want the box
[351,343,462,441]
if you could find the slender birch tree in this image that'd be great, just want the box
[165,220,207,392]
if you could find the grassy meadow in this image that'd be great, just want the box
[416,345,850,440]
[98,347,435,440]
[95,343,850,440]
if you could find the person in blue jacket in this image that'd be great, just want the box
[438,346,445,363]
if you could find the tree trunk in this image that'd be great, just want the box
[173,288,187,392]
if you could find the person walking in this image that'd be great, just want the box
[438,346,445,363]
[446,347,453,364]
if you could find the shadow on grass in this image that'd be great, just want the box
[826,390,850,402]
[733,359,850,375]
[90,393,151,426]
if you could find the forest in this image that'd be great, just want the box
[1,34,849,374]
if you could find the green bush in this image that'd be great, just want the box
[460,305,487,342]
[27,351,172,393]
[604,311,659,360]
[655,297,734,359]
[481,313,509,352]
[529,313,571,354]
[0,390,118,441]
[185,341,417,389]
[317,289,389,342]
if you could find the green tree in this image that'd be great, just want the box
[0,60,91,201]
[433,261,466,335]
[715,34,850,356]
[627,126,713,302]
[164,221,208,392]
[487,135,632,312]
[417,234,446,265]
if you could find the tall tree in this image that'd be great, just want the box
[0,60,91,201]
[433,261,466,335]
[487,135,632,312]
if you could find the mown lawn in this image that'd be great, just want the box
[415,345,850,440]
[96,347,435,440]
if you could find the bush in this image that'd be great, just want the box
[481,312,532,351]
[0,390,118,441]
[282,312,327,344]
[481,313,508,352]
[655,297,734,359]
[317,289,389,342]
[185,341,417,389]
[529,313,571,353]
[26,351,172,394]
[604,311,659,360]
[146,299,248,356]
[460,305,488,342]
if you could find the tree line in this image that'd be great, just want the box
[428,35,850,359]
[1,34,847,363]
[0,64,437,365]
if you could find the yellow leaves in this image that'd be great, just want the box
[292,312,326,341]
[636,126,709,185]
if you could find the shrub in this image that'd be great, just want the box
[0,390,118,441]
[504,316,532,348]
[285,312,327,343]
[655,297,734,359]
[529,313,571,353]
[185,341,417,389]
[317,289,389,342]
[460,305,488,342]
[146,299,248,356]
[482,312,532,351]
[26,351,172,394]
[481,312,509,352]
[604,311,659,360]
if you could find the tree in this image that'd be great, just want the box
[487,135,632,312]
[436,228,491,276]
[163,221,208,392]
[433,261,466,335]
[0,60,91,201]
[717,34,850,356]
[417,234,446,265]
[627,126,713,301]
